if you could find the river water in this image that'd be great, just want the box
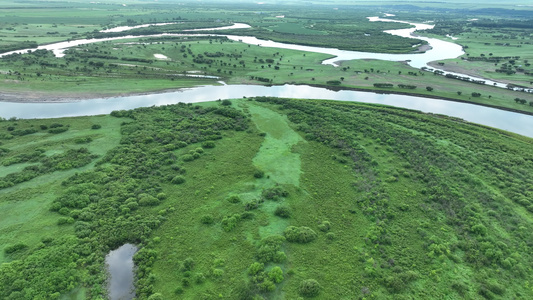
[1,18,532,137]
[1,84,531,138]
[0,17,526,92]
[106,244,138,300]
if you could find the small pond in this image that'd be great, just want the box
[106,244,138,300]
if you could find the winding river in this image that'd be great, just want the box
[1,84,532,138]
[1,17,532,138]
[0,16,528,92]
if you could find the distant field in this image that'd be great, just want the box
[1,35,531,113]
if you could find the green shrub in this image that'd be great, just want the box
[91,124,101,129]
[171,175,186,184]
[248,262,264,275]
[182,277,191,287]
[284,226,317,243]
[485,280,505,295]
[74,137,92,144]
[451,281,469,296]
[268,266,284,283]
[256,235,286,263]
[126,201,139,210]
[57,217,74,225]
[274,206,291,218]
[182,257,195,271]
[470,224,487,236]
[299,279,320,297]
[384,275,404,292]
[212,268,224,277]
[244,199,262,211]
[221,99,232,106]
[4,243,28,254]
[261,186,288,200]
[176,141,188,148]
[39,125,48,130]
[194,273,206,284]
[259,279,276,292]
[195,147,204,153]
[48,127,68,134]
[221,214,239,231]
[200,214,214,224]
[273,251,287,263]
[241,211,254,220]
[202,141,216,148]
[147,293,163,300]
[226,195,241,203]
[138,194,160,206]
[182,154,194,162]
[318,221,331,232]
[253,169,264,178]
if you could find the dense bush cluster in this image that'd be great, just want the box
[0,148,98,189]
[0,102,251,300]
[252,97,533,298]
[284,226,318,243]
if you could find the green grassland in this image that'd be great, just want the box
[1,0,532,113]
[1,35,532,113]
[0,1,419,54]
[1,98,533,299]
[419,17,533,90]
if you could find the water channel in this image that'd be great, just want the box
[1,17,532,138]
[105,244,138,300]
[1,84,532,138]
[1,16,529,92]
[1,15,531,300]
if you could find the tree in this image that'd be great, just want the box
[299,279,320,297]
[426,86,434,91]
[269,266,284,283]
[457,91,462,96]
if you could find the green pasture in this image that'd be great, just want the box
[0,97,532,299]
[0,115,123,264]
[425,28,533,88]
[2,36,531,114]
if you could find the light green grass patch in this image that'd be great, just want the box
[249,102,305,187]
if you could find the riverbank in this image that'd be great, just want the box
[2,81,533,117]
[427,60,532,88]
[307,83,533,117]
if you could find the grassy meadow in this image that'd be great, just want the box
[1,36,532,113]
[1,1,533,299]
[1,0,532,112]
[1,98,533,299]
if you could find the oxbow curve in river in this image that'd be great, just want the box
[0,17,529,92]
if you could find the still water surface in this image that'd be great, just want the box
[1,84,532,138]
[106,244,138,300]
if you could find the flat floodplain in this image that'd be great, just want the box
[0,0,533,299]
